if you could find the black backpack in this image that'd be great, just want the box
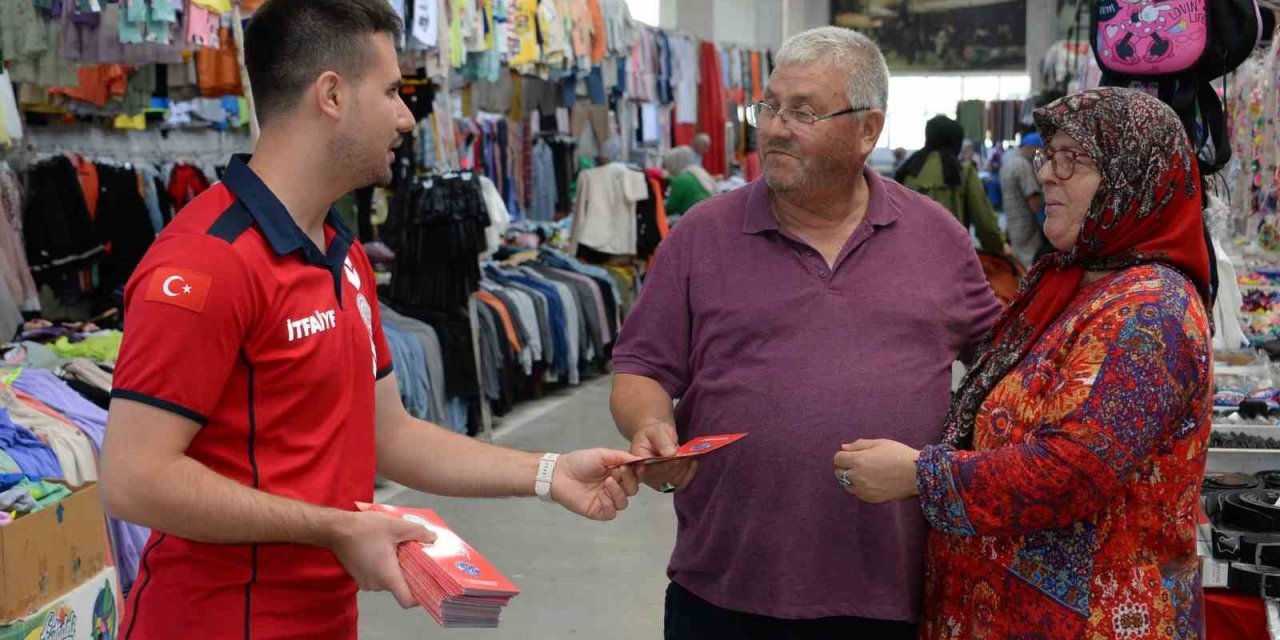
[1090,0,1266,175]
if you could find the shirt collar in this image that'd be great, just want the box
[742,166,901,235]
[222,154,354,268]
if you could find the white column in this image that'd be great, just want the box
[1026,0,1056,93]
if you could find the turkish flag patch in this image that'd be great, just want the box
[143,268,213,312]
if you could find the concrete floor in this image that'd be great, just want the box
[358,377,677,639]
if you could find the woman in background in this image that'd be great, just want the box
[897,115,1006,256]
[662,146,718,218]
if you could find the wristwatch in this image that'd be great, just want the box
[535,453,560,503]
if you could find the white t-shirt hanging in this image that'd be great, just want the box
[573,163,649,255]
[0,70,23,143]
[410,0,438,49]
[673,37,699,124]
[479,175,511,257]
[641,104,660,143]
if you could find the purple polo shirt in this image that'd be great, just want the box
[612,169,1001,622]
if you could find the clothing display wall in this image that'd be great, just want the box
[1,154,211,322]
[387,171,492,310]
[396,0,769,184]
[0,0,252,136]
[383,159,636,434]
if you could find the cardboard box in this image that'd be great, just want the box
[0,483,110,624]
[0,567,119,640]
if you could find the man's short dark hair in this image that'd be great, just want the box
[244,0,403,124]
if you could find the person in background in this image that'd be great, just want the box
[611,26,1001,639]
[100,3,641,638]
[959,139,981,169]
[892,146,908,172]
[662,146,718,218]
[837,87,1213,640]
[987,143,1004,174]
[896,115,1007,256]
[692,132,711,168]
[1000,132,1046,269]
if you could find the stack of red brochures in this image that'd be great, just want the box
[357,502,520,628]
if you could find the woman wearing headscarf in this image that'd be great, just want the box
[837,88,1213,638]
[662,145,718,217]
[897,115,1006,256]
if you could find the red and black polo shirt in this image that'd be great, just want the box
[112,154,394,640]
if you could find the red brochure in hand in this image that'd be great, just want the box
[615,433,748,467]
[357,502,520,628]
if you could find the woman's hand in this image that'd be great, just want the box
[833,439,921,504]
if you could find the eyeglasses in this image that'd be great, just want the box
[1033,146,1097,180]
[746,102,870,127]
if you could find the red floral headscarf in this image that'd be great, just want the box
[940,87,1212,447]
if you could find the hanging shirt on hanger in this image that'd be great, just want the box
[409,0,439,49]
[573,162,648,255]
[538,0,571,66]
[0,70,25,144]
[586,0,607,65]
[673,36,698,125]
[507,0,540,68]
[600,0,635,55]
[569,0,593,69]
[185,4,221,48]
[530,140,559,222]
[479,175,511,257]
[0,167,38,312]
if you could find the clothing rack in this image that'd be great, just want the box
[4,127,249,170]
[467,294,494,442]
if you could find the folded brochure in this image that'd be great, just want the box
[613,433,748,467]
[356,502,520,628]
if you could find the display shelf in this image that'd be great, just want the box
[1208,448,1280,475]
[1208,421,1280,474]
[1213,424,1280,437]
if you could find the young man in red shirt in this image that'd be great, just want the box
[100,2,640,638]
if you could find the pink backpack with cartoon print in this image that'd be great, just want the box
[1094,0,1207,74]
[1091,0,1265,174]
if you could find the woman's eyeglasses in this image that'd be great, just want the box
[1033,147,1097,180]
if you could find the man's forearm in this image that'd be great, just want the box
[611,373,676,440]
[107,455,344,547]
[377,417,542,498]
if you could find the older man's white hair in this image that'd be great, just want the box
[774,26,889,112]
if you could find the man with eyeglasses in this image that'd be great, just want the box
[609,26,1001,639]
